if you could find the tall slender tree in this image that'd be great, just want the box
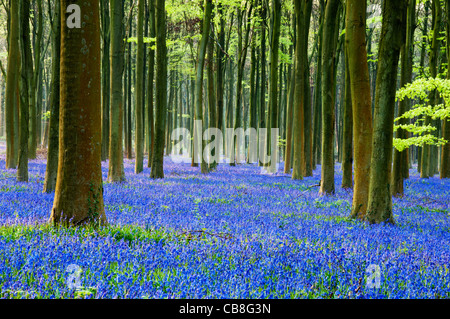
[37,1,45,148]
[248,8,259,165]
[284,13,295,174]
[207,18,217,169]
[101,0,111,162]
[108,0,125,182]
[267,0,281,173]
[216,3,225,150]
[5,0,19,169]
[443,0,450,179]
[43,0,61,193]
[125,13,133,160]
[341,45,353,189]
[320,0,341,195]
[50,0,106,226]
[231,2,252,166]
[28,0,43,160]
[301,4,313,178]
[312,0,325,169]
[346,0,373,219]
[366,0,406,224]
[393,0,416,195]
[258,1,267,167]
[421,0,441,178]
[292,0,312,180]
[194,0,212,173]
[147,0,156,168]
[150,0,167,179]
[135,0,145,174]
[18,0,32,182]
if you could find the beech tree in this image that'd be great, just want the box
[43,0,61,193]
[443,0,450,179]
[341,46,353,189]
[147,0,156,169]
[50,0,106,226]
[266,0,281,173]
[108,0,125,182]
[346,0,373,220]
[18,0,33,182]
[101,0,110,162]
[392,0,416,196]
[135,0,145,174]
[231,1,252,167]
[28,0,43,160]
[292,0,312,180]
[421,0,441,178]
[320,0,341,195]
[366,0,406,224]
[150,0,167,179]
[5,0,19,169]
[193,0,212,174]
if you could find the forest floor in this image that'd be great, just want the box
[0,143,449,298]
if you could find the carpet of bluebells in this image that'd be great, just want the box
[0,145,450,299]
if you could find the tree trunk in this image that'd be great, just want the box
[147,0,156,168]
[101,0,110,162]
[126,17,133,160]
[135,0,145,173]
[36,67,43,148]
[50,0,106,227]
[267,0,281,173]
[43,0,61,193]
[366,0,406,224]
[320,0,340,195]
[442,0,450,179]
[194,0,212,174]
[216,3,225,156]
[28,0,43,160]
[284,42,295,174]
[208,20,217,169]
[421,0,441,178]
[166,69,174,156]
[108,0,125,182]
[302,12,313,178]
[313,1,324,169]
[341,46,353,189]
[346,0,373,219]
[258,1,267,167]
[5,0,19,169]
[231,4,252,166]
[18,0,32,182]
[393,0,416,195]
[150,0,167,179]
[417,1,430,174]
[292,0,312,180]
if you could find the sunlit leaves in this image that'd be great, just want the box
[394,77,450,151]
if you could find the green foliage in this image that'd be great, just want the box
[0,223,173,246]
[394,77,450,151]
[42,111,51,120]
[166,0,202,23]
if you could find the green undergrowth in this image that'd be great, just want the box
[0,224,174,246]
[0,223,234,247]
